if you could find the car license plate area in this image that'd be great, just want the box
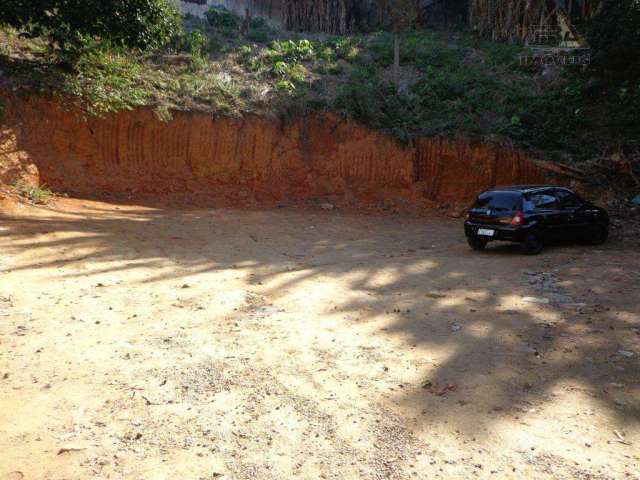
[477,228,495,237]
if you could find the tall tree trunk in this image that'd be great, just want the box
[469,0,603,42]
[283,0,348,34]
[393,25,400,89]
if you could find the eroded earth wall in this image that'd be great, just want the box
[0,95,546,206]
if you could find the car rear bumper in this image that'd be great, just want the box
[464,221,532,242]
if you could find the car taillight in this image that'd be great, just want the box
[510,210,524,226]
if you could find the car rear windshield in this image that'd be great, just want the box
[472,191,522,211]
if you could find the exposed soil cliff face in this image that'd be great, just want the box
[0,95,545,207]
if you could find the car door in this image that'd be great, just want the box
[555,188,588,238]
[528,189,563,239]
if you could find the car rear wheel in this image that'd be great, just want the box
[467,235,488,251]
[522,231,543,255]
[589,224,609,245]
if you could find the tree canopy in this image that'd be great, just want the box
[587,0,640,79]
[0,0,180,51]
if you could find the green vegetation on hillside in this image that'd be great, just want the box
[0,5,638,168]
[0,0,180,54]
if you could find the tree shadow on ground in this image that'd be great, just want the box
[1,202,638,438]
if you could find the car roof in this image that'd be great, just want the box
[482,185,564,194]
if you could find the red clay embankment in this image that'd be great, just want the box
[0,95,546,207]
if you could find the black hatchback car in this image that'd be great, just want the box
[464,186,609,254]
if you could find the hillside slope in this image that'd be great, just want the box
[1,7,638,201]
[1,93,549,209]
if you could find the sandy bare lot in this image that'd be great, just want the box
[1,198,639,480]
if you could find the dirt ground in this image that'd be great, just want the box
[1,197,639,480]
